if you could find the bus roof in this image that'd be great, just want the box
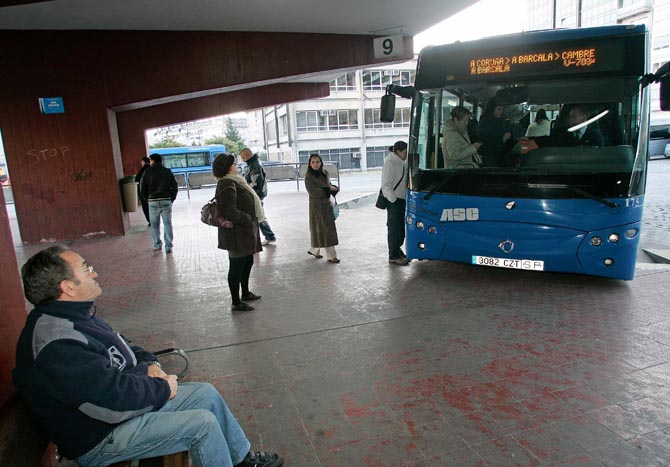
[415,25,647,90]
[149,145,226,155]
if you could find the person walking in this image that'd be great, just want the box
[135,156,151,226]
[381,141,410,265]
[240,148,277,244]
[213,153,263,312]
[305,153,340,263]
[140,153,179,253]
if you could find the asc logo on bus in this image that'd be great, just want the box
[440,208,479,222]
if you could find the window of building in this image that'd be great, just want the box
[296,109,359,132]
[279,115,288,136]
[364,107,411,128]
[654,34,670,51]
[365,146,390,168]
[266,120,277,141]
[362,70,416,90]
[330,72,357,91]
[298,147,361,169]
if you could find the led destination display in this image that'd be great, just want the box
[471,48,597,76]
[414,30,646,89]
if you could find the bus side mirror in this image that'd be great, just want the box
[380,94,396,122]
[661,75,670,111]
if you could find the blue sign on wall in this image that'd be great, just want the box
[38,97,65,114]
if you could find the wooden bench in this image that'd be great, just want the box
[1,395,189,467]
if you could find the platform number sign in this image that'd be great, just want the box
[374,35,404,59]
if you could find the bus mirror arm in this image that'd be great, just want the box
[643,61,670,110]
[386,84,415,99]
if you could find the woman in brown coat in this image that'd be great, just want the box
[305,153,340,263]
[213,153,263,311]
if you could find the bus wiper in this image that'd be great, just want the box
[424,172,457,200]
[527,183,617,208]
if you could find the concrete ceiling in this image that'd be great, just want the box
[0,0,475,36]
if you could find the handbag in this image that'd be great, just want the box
[200,198,233,228]
[375,167,405,210]
[375,189,389,209]
[331,197,340,220]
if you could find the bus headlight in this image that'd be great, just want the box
[416,221,425,230]
[428,226,437,234]
[590,236,602,247]
[418,242,426,250]
[625,228,638,239]
[406,217,413,225]
[603,258,614,266]
[608,233,619,243]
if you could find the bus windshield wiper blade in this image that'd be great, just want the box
[526,183,617,208]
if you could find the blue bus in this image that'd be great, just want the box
[148,145,226,175]
[383,25,665,280]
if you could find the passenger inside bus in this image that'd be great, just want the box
[441,106,482,169]
[478,99,513,167]
[525,109,551,137]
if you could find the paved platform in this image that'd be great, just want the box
[9,175,670,466]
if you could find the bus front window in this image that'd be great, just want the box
[410,76,645,201]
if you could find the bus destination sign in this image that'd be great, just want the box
[470,48,597,76]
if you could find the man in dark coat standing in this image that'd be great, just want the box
[140,153,178,253]
[135,156,151,226]
[240,148,277,244]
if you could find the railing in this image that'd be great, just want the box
[176,162,340,198]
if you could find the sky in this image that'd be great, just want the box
[413,0,527,53]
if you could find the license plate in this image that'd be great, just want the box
[472,256,545,271]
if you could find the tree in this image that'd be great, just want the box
[150,136,183,149]
[225,117,243,143]
[203,135,244,154]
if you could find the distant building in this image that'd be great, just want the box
[527,0,670,124]
[258,58,417,171]
[147,113,258,150]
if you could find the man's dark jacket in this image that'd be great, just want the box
[12,301,170,459]
[244,154,268,200]
[140,163,178,202]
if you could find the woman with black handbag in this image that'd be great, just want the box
[381,141,410,265]
[213,153,264,311]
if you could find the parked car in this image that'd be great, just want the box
[649,125,670,158]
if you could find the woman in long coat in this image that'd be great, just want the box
[213,153,263,311]
[305,153,340,263]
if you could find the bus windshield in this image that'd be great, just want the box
[409,25,649,203]
[412,76,645,200]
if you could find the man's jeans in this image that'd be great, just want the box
[259,220,276,240]
[259,201,276,240]
[149,200,174,249]
[77,382,250,467]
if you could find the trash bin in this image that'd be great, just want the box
[120,176,138,212]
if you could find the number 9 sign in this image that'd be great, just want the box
[373,35,404,59]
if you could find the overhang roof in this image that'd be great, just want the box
[0,0,474,37]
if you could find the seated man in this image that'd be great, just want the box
[12,245,283,467]
[563,105,604,147]
[521,105,604,153]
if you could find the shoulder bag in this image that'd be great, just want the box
[376,166,405,210]
[201,198,233,228]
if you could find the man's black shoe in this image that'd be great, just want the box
[235,451,284,467]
